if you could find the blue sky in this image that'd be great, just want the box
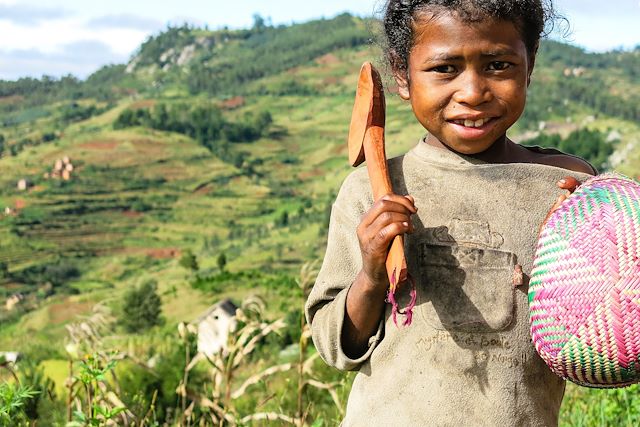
[0,0,639,80]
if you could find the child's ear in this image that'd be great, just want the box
[389,52,411,99]
[394,71,410,100]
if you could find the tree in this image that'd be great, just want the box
[113,109,137,129]
[179,250,199,272]
[121,280,163,333]
[217,252,227,272]
[252,14,266,32]
[252,110,272,131]
[151,103,169,129]
[278,211,289,227]
[0,262,7,280]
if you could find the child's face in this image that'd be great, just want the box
[396,12,533,155]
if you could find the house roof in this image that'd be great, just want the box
[192,298,238,324]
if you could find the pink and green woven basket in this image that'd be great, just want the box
[530,173,640,388]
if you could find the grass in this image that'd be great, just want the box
[561,383,640,426]
[40,359,69,396]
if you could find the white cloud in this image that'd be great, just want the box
[0,41,127,79]
[0,3,70,25]
[556,0,640,18]
[0,18,149,55]
[87,14,164,32]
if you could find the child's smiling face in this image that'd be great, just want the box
[396,12,534,155]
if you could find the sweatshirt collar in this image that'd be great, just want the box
[409,137,489,167]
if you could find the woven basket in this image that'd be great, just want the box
[530,173,640,388]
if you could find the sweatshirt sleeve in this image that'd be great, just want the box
[305,176,384,371]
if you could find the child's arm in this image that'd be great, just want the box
[305,173,415,370]
[343,194,416,358]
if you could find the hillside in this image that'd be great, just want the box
[1,14,640,425]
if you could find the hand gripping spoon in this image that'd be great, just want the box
[347,62,415,325]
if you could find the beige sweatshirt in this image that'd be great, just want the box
[306,141,593,427]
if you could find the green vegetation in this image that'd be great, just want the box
[523,128,617,171]
[217,252,227,273]
[519,41,640,131]
[113,102,273,156]
[0,13,639,426]
[0,383,38,425]
[184,14,369,95]
[179,250,199,272]
[120,280,163,333]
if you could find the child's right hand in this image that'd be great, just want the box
[539,176,581,234]
[356,194,417,290]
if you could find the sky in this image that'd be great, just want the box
[0,0,639,80]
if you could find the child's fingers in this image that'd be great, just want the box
[368,220,412,252]
[556,176,581,194]
[358,210,413,244]
[381,194,417,214]
[360,194,417,227]
[538,194,567,234]
[368,211,414,234]
[540,176,583,235]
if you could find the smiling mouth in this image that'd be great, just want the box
[449,117,495,128]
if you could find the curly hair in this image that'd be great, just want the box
[383,0,559,76]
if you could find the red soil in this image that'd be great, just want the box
[145,248,181,259]
[49,299,93,324]
[316,53,340,65]
[79,140,119,150]
[122,210,144,218]
[0,95,24,105]
[220,96,245,110]
[130,99,156,109]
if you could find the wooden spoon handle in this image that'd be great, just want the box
[363,126,392,199]
[364,126,407,286]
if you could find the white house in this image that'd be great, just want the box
[5,293,24,311]
[192,299,238,359]
[17,179,31,191]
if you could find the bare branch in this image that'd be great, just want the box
[231,363,293,400]
[186,352,205,372]
[232,318,286,368]
[297,261,319,296]
[302,353,320,375]
[240,412,298,425]
[234,323,265,349]
[189,394,237,425]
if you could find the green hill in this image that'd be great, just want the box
[1,14,640,426]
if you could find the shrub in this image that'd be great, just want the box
[0,383,38,425]
[217,252,227,272]
[179,250,199,272]
[120,280,164,333]
[10,260,80,288]
[523,128,616,171]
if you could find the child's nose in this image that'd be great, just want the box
[452,72,493,106]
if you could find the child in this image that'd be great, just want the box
[306,0,598,425]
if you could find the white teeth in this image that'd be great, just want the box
[455,118,489,127]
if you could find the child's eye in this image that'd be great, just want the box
[430,65,456,74]
[488,61,511,71]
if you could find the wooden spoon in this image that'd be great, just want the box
[348,62,407,286]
